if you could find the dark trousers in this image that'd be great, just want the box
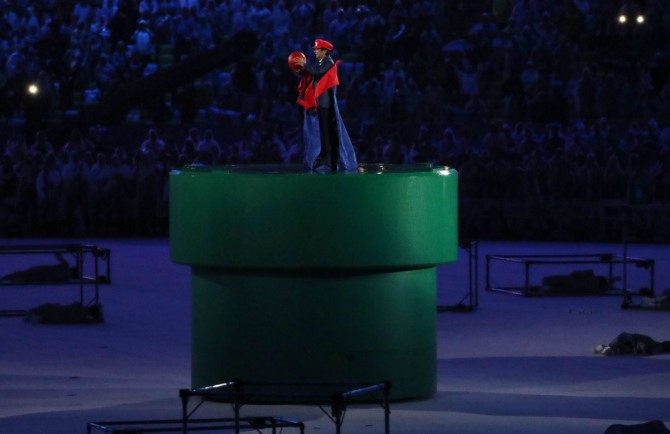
[317,107,338,170]
[609,332,670,355]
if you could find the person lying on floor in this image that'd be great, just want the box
[604,419,670,434]
[24,302,104,324]
[0,253,77,283]
[593,332,670,355]
[640,289,670,308]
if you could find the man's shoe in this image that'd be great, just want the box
[593,344,612,355]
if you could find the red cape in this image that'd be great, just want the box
[296,60,340,110]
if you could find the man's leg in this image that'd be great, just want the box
[318,107,339,170]
[327,109,339,170]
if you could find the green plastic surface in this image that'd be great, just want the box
[170,164,458,269]
[191,267,437,399]
[169,164,459,400]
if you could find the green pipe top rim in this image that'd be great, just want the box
[171,163,456,176]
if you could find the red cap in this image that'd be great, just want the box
[313,39,334,51]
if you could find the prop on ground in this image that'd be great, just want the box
[638,289,670,309]
[593,332,670,356]
[604,420,670,434]
[540,269,610,295]
[24,302,104,324]
[1,253,77,284]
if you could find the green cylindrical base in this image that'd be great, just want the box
[191,267,437,400]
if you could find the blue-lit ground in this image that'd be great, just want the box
[0,239,668,434]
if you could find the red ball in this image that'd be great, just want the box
[288,51,306,72]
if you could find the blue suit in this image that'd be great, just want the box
[298,58,357,172]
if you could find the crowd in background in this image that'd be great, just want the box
[3,0,670,242]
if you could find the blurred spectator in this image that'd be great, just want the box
[131,19,155,60]
[290,0,315,41]
[575,66,598,122]
[491,0,515,28]
[30,131,54,157]
[35,151,63,233]
[512,0,538,27]
[93,54,119,96]
[107,0,139,45]
[322,1,340,33]
[2,43,30,119]
[62,129,94,155]
[140,128,165,156]
[60,150,90,235]
[328,7,350,54]
[138,0,159,17]
[381,59,410,123]
[173,7,197,60]
[196,128,221,161]
[194,13,214,51]
[12,150,39,231]
[88,152,114,234]
[132,150,159,234]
